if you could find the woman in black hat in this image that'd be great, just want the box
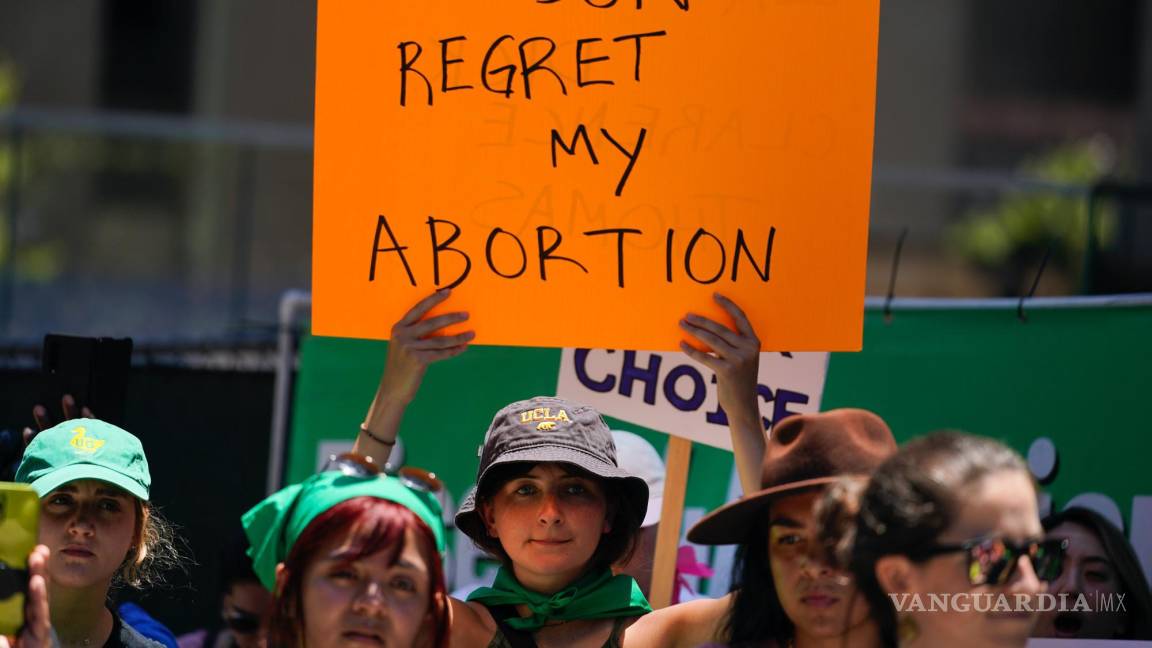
[354,290,652,648]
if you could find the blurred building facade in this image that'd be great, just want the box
[1,1,1150,343]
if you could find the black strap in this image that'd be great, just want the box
[489,604,539,648]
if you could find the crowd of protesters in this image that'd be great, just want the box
[4,289,1151,647]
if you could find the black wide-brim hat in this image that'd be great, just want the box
[687,408,897,545]
[455,396,650,544]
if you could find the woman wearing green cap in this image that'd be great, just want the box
[241,458,450,648]
[15,419,180,647]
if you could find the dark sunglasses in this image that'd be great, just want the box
[222,607,262,634]
[918,536,1068,586]
[0,562,28,600]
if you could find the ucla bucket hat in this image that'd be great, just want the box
[16,418,151,501]
[455,396,649,544]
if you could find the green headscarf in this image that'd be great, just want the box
[242,471,446,591]
[467,566,652,631]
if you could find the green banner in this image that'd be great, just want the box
[824,304,1152,526]
[288,300,1152,590]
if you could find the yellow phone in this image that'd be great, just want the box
[0,483,39,636]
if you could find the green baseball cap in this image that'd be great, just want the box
[15,418,151,501]
[242,471,446,591]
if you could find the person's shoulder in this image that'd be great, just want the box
[622,594,733,648]
[446,598,499,648]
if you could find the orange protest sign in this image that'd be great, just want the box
[313,0,879,351]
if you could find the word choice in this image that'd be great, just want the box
[572,349,809,429]
[368,215,776,289]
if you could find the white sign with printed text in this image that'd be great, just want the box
[557,349,829,450]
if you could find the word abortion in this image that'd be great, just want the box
[369,215,776,289]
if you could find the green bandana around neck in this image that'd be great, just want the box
[466,566,652,631]
[242,471,446,591]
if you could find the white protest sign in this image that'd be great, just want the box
[557,349,829,450]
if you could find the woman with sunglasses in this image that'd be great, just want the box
[813,431,1063,647]
[15,419,181,648]
[242,456,450,648]
[176,529,272,648]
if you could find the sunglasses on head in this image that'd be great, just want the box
[277,454,442,556]
[919,535,1068,586]
[321,453,442,494]
[222,607,262,635]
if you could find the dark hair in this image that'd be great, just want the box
[271,496,449,648]
[1042,507,1152,640]
[722,517,795,647]
[472,462,643,573]
[815,431,1033,648]
[217,526,259,596]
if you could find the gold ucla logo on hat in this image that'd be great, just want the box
[69,427,105,453]
[520,407,570,431]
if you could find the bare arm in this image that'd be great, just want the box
[354,289,474,466]
[446,599,498,648]
[678,293,765,495]
[623,595,733,648]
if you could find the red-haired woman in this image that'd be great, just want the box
[242,460,450,648]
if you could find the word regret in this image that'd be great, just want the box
[394,2,693,197]
[369,215,776,290]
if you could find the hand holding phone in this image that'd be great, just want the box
[0,484,40,637]
[0,545,49,648]
[40,335,132,427]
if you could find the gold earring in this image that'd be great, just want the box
[897,616,919,643]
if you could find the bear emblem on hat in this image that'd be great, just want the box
[519,407,570,428]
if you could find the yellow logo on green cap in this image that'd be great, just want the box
[69,427,105,453]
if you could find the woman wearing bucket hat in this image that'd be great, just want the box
[241,456,450,648]
[446,395,653,648]
[627,410,897,648]
[352,292,654,646]
[813,432,1063,648]
[15,419,181,647]
[357,290,820,641]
